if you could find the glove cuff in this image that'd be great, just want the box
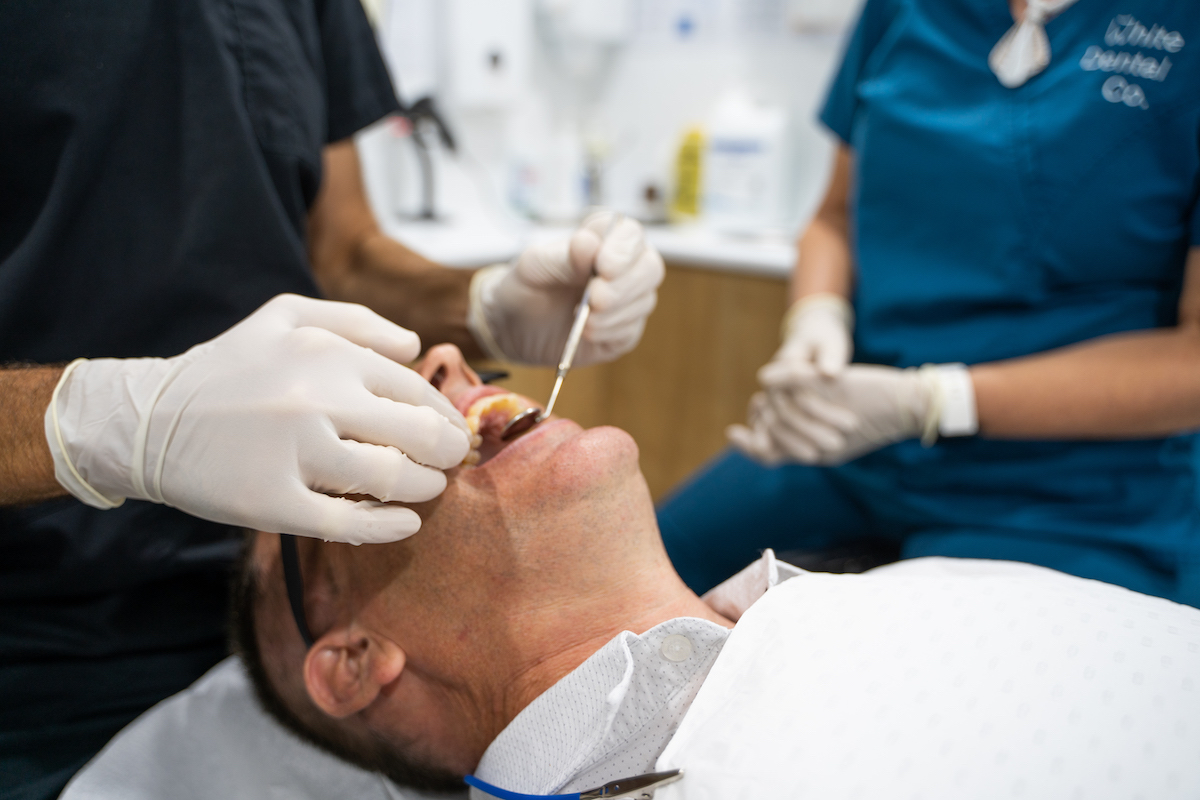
[44,359,126,510]
[43,355,185,509]
[782,293,854,341]
[918,363,979,446]
[467,264,512,363]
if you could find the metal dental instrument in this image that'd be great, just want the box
[464,768,683,800]
[502,214,623,442]
[579,770,684,800]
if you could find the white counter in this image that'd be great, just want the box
[380,216,796,280]
[359,123,796,281]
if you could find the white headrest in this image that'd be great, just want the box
[61,657,463,800]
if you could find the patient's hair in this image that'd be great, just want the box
[229,537,463,793]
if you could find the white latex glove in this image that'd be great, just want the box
[44,294,471,544]
[728,363,977,466]
[777,293,854,377]
[468,210,666,366]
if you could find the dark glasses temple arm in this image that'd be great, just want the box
[280,534,316,648]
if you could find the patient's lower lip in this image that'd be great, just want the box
[473,417,572,470]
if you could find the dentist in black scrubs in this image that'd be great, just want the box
[0,2,665,797]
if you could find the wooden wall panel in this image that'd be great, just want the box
[476,264,788,500]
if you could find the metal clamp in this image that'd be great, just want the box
[579,770,684,800]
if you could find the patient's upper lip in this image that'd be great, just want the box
[454,385,506,417]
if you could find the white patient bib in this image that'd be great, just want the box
[655,561,1200,799]
[990,0,1080,88]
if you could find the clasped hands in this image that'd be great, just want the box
[729,294,945,466]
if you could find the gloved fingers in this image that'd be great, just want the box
[763,416,823,463]
[360,354,471,436]
[794,391,859,433]
[751,394,821,463]
[308,437,450,504]
[815,331,852,377]
[269,294,423,365]
[568,226,604,283]
[294,493,423,545]
[759,357,822,389]
[588,248,665,314]
[334,393,470,470]
[580,208,622,237]
[592,217,652,281]
[727,423,783,466]
[769,392,847,454]
[516,239,581,288]
[585,291,658,342]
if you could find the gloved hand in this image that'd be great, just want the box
[777,293,854,377]
[45,294,471,544]
[467,210,666,366]
[728,363,977,466]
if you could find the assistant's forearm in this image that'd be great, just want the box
[791,145,854,305]
[317,233,479,356]
[0,366,67,505]
[971,327,1200,439]
[792,216,854,304]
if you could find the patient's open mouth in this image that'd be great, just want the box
[462,392,541,465]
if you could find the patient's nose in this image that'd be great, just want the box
[417,344,482,403]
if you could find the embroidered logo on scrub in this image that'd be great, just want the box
[1079,15,1185,110]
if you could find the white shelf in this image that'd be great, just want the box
[382,217,795,279]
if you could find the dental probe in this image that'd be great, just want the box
[502,214,624,441]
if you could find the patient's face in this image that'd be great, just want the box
[409,344,645,566]
[249,345,658,779]
[348,345,650,656]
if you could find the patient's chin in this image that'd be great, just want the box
[546,425,640,492]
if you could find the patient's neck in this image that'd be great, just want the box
[496,530,733,731]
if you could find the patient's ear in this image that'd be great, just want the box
[303,626,406,718]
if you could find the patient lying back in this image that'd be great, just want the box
[232,345,1200,797]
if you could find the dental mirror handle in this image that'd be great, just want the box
[541,285,591,420]
[540,212,619,422]
[558,285,592,373]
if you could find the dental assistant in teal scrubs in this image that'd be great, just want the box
[658,0,1200,606]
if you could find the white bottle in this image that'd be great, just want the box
[703,91,788,235]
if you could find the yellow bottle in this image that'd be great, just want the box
[671,126,705,221]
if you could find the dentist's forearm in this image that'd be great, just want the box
[971,326,1200,439]
[335,232,478,356]
[306,139,481,357]
[0,365,67,505]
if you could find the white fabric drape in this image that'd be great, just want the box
[989,0,1081,87]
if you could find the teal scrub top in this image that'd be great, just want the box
[821,0,1200,596]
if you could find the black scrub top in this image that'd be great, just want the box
[0,1,399,797]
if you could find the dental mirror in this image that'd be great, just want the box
[501,406,543,440]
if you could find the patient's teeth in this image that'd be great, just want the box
[461,392,527,466]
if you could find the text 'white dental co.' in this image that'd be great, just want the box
[1080,15,1185,110]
